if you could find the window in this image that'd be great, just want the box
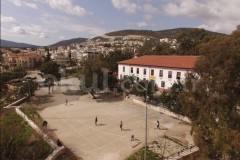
[159,70,163,77]
[161,81,165,88]
[176,72,181,80]
[123,66,125,72]
[131,67,133,73]
[168,71,172,78]
[136,68,139,74]
[136,77,139,81]
[151,69,154,76]
[143,69,146,75]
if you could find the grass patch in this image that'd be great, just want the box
[1,110,52,160]
[126,147,163,160]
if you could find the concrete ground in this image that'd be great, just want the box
[34,76,193,160]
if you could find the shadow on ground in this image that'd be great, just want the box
[62,89,86,96]
[34,95,54,105]
[93,92,124,103]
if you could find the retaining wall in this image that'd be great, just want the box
[132,98,191,123]
[4,95,29,108]
[3,95,65,160]
[15,107,65,160]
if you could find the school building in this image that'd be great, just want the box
[117,55,199,90]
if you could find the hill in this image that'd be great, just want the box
[105,28,226,39]
[50,37,87,47]
[0,39,37,48]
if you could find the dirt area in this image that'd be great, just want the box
[32,76,194,160]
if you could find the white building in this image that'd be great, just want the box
[118,56,199,90]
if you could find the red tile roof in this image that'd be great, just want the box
[118,55,200,69]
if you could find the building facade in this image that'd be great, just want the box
[118,56,199,90]
[3,52,43,70]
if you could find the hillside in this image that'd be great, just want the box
[50,37,87,47]
[105,28,226,39]
[0,39,38,48]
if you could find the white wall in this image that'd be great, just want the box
[118,64,191,89]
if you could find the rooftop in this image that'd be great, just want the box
[118,55,200,69]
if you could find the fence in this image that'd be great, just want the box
[132,98,191,123]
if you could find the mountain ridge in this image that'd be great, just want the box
[104,27,226,39]
[1,28,227,48]
[49,37,88,47]
[0,39,38,48]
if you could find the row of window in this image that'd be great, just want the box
[123,66,181,79]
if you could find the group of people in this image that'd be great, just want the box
[95,117,161,141]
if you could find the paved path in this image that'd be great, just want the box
[36,77,194,160]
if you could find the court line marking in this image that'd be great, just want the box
[61,119,99,149]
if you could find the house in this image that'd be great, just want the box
[53,55,70,66]
[3,52,43,70]
[118,55,199,90]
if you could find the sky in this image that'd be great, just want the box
[1,0,240,46]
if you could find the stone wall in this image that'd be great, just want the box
[15,107,65,160]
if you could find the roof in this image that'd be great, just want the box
[118,55,200,69]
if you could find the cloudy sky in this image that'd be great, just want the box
[1,0,240,46]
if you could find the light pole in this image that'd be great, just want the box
[144,88,147,160]
[134,81,148,160]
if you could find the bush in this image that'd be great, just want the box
[127,147,163,160]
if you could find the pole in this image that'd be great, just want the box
[134,80,148,160]
[144,90,147,160]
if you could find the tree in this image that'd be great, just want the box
[179,26,240,159]
[68,51,72,59]
[40,61,61,81]
[132,79,158,101]
[33,59,42,69]
[0,52,4,63]
[120,76,158,101]
[153,43,175,55]
[18,80,38,97]
[44,48,51,62]
[137,39,158,56]
[0,67,26,92]
[78,58,108,98]
[176,28,212,55]
[104,49,134,73]
[138,40,176,56]
[159,82,184,114]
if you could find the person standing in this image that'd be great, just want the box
[131,135,134,141]
[157,120,160,130]
[120,121,123,131]
[66,99,68,106]
[95,116,98,126]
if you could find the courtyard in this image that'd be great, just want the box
[35,77,193,160]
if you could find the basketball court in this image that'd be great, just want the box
[39,94,192,160]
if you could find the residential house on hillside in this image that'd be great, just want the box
[36,47,46,56]
[3,52,43,70]
[118,56,199,90]
[53,55,70,66]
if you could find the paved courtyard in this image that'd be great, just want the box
[35,77,193,160]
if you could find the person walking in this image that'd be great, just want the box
[95,116,98,126]
[120,121,123,131]
[157,120,160,130]
[66,99,68,106]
